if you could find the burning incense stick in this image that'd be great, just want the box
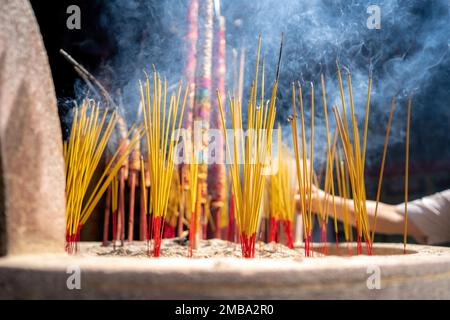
[140,69,188,257]
[65,101,142,253]
[361,73,372,169]
[81,127,142,226]
[371,98,395,243]
[308,83,315,253]
[404,97,412,253]
[331,69,373,254]
[59,49,115,107]
[61,49,134,247]
[217,36,280,258]
[290,83,309,256]
[335,150,350,245]
[320,74,339,250]
[333,110,370,254]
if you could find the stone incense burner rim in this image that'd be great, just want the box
[1,242,450,299]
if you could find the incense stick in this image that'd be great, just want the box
[65,101,142,253]
[290,83,307,248]
[333,80,372,255]
[140,69,188,257]
[185,132,200,257]
[290,82,313,256]
[371,98,395,242]
[216,36,280,258]
[60,49,115,107]
[404,97,412,253]
[140,156,148,241]
[321,74,339,251]
[308,83,314,256]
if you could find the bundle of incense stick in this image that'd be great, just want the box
[290,68,376,257]
[64,100,142,253]
[331,64,373,255]
[217,37,279,258]
[271,127,296,249]
[140,68,188,257]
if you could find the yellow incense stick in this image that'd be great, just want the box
[290,83,308,241]
[321,74,338,235]
[216,36,279,257]
[298,83,310,236]
[140,69,188,256]
[371,98,395,242]
[404,97,412,253]
[64,100,142,252]
[140,156,148,215]
[308,83,314,237]
[331,68,373,251]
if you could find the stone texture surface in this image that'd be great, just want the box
[0,243,449,299]
[0,0,65,255]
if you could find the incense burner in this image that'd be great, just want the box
[1,241,450,299]
[1,0,450,300]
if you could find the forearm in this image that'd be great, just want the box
[314,191,426,243]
